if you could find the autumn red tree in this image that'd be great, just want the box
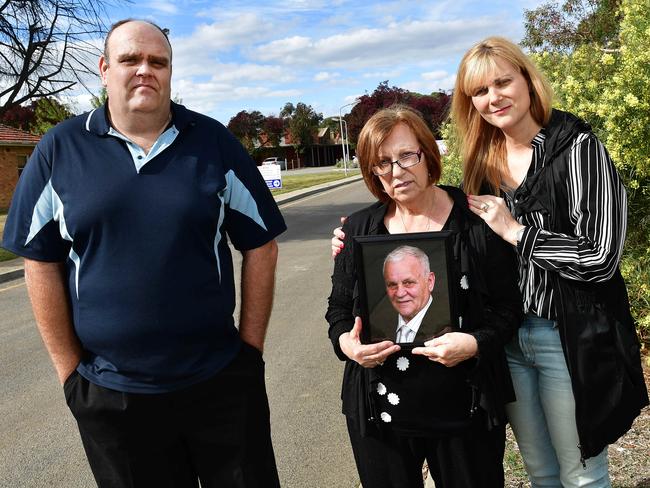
[260,116,285,148]
[346,81,451,143]
[0,102,37,131]
[227,110,265,153]
[346,82,412,144]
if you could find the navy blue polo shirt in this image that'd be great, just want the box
[2,102,286,393]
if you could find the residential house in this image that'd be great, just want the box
[254,126,343,168]
[0,124,40,209]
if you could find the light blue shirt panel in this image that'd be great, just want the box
[213,170,269,281]
[25,180,81,297]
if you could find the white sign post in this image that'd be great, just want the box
[258,164,282,190]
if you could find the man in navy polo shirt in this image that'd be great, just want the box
[2,19,285,487]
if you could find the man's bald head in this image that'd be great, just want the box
[103,19,172,64]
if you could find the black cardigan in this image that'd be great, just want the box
[326,186,523,435]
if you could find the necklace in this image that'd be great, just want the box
[397,208,432,233]
[395,187,439,233]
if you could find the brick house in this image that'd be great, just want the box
[254,126,343,168]
[0,124,40,209]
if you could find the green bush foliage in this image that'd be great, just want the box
[439,121,463,188]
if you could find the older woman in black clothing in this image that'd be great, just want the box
[326,105,522,488]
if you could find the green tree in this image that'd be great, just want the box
[438,121,463,188]
[281,102,323,158]
[32,98,74,134]
[523,0,622,53]
[91,87,108,109]
[321,116,341,135]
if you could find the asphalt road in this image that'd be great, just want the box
[0,179,374,487]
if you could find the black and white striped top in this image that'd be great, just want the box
[504,130,628,320]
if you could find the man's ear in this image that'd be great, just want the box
[99,55,109,87]
[428,272,435,292]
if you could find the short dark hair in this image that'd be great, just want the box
[103,19,172,63]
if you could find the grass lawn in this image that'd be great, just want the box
[0,248,16,262]
[0,210,13,262]
[270,170,360,195]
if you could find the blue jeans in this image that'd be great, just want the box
[505,314,610,488]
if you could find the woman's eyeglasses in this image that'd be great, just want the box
[371,149,422,176]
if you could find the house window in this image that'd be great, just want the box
[17,154,29,177]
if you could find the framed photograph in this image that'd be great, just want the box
[353,231,458,348]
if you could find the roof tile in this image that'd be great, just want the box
[0,124,40,145]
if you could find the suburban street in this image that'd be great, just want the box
[0,179,375,487]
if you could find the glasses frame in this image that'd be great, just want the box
[371,149,422,176]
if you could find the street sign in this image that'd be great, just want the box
[258,164,283,190]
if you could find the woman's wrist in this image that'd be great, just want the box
[506,224,526,246]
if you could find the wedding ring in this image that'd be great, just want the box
[481,203,490,212]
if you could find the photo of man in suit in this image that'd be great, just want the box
[382,245,444,343]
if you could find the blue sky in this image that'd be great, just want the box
[68,0,545,124]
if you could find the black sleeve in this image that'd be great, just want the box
[469,226,523,360]
[325,218,357,361]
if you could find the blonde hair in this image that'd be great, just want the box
[450,36,553,195]
[357,104,441,203]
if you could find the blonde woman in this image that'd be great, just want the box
[455,37,648,487]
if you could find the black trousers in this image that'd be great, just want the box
[63,343,280,488]
[346,416,505,488]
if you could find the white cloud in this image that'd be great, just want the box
[175,13,275,54]
[314,71,340,82]
[174,78,302,112]
[400,77,456,94]
[146,1,179,14]
[61,93,95,114]
[422,70,449,80]
[362,70,402,79]
[253,17,517,68]
[210,64,296,83]
[400,70,457,94]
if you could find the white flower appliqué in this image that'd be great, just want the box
[396,356,410,371]
[380,412,392,423]
[388,393,400,406]
[376,382,387,396]
[460,275,469,290]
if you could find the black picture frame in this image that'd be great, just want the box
[353,231,458,348]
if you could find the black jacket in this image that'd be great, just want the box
[513,109,649,458]
[326,186,523,435]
